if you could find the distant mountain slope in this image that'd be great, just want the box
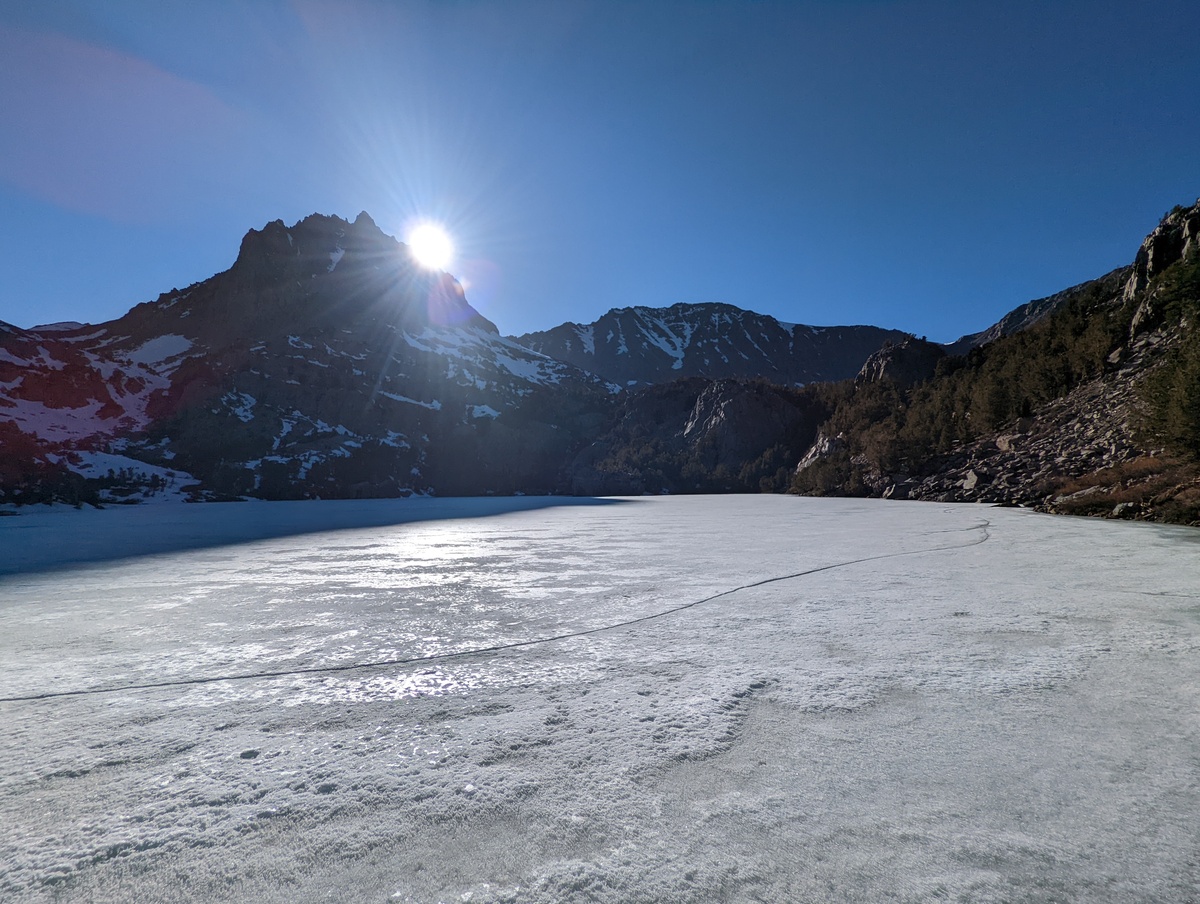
[943,269,1130,356]
[512,302,909,387]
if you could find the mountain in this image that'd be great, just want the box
[0,213,613,504]
[3,200,1198,523]
[0,217,912,507]
[511,302,909,387]
[791,200,1200,523]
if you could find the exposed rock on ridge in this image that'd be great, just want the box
[856,337,946,389]
[1124,201,1200,300]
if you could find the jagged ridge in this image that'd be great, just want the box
[512,302,909,387]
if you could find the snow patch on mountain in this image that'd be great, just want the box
[404,326,578,387]
[3,399,121,442]
[220,391,257,423]
[29,321,86,333]
[634,309,692,369]
[124,334,193,367]
[63,451,199,503]
[380,431,411,448]
[577,323,595,355]
[378,391,443,410]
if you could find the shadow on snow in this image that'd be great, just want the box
[0,496,632,577]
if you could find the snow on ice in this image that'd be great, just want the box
[0,496,1198,903]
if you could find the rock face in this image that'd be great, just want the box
[1125,201,1200,336]
[794,430,845,474]
[568,378,825,496]
[1124,201,1200,301]
[513,302,909,388]
[856,337,946,388]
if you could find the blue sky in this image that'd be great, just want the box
[1,0,1198,342]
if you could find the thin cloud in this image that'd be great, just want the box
[0,25,249,223]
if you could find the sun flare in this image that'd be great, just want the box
[406,222,455,270]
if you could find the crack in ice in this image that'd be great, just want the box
[0,521,991,704]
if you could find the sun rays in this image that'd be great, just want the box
[405,221,455,270]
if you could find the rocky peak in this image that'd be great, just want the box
[1124,199,1200,303]
[198,212,495,338]
[682,379,815,462]
[856,336,945,388]
[234,217,291,267]
[232,212,395,276]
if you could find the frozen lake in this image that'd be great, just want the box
[1,496,1198,903]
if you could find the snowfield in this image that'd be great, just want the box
[1,496,1198,903]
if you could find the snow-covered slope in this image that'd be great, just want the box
[513,302,910,387]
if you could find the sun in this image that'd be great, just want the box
[406,222,455,270]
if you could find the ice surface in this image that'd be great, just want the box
[0,497,1198,903]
